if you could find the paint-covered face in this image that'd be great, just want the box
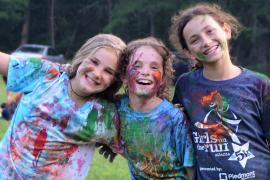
[126,46,164,98]
[73,48,118,96]
[183,15,231,64]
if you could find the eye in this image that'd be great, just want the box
[207,28,215,35]
[105,69,115,76]
[190,38,199,45]
[151,65,159,70]
[133,62,141,69]
[90,58,99,65]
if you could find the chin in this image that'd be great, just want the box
[135,90,156,98]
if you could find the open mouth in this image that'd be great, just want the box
[203,45,219,55]
[136,79,153,85]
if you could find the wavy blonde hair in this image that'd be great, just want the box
[120,37,174,100]
[69,34,126,101]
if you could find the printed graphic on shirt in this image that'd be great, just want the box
[193,90,254,169]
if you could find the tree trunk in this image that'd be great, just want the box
[149,11,155,36]
[21,6,30,45]
[107,0,112,24]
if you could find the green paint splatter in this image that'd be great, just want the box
[29,57,42,66]
[75,108,98,141]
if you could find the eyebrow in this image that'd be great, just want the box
[88,57,117,72]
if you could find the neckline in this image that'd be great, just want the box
[198,67,246,85]
[124,96,167,115]
[63,74,91,110]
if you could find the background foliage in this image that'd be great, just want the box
[0,0,270,74]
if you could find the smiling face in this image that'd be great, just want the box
[125,46,164,98]
[72,47,119,96]
[183,15,231,64]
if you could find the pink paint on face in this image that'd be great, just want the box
[126,63,140,94]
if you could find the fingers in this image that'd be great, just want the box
[109,153,116,163]
[96,143,117,163]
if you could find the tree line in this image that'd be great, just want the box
[0,0,270,74]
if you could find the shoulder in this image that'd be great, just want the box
[116,95,129,110]
[242,68,270,86]
[160,99,184,120]
[175,68,201,86]
[96,98,117,110]
[9,56,62,77]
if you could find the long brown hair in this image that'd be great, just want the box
[169,3,242,52]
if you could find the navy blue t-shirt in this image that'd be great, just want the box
[173,68,270,180]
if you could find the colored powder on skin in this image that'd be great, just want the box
[152,70,161,82]
[127,66,139,93]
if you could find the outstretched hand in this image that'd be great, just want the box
[96,143,117,163]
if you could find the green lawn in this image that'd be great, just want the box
[0,76,129,180]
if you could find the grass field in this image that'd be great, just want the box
[0,76,130,180]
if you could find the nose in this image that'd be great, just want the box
[201,34,212,47]
[93,68,102,82]
[140,66,150,76]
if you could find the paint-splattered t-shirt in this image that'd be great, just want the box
[173,68,270,180]
[0,57,120,179]
[118,96,194,179]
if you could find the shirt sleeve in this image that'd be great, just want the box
[7,56,61,93]
[172,76,184,105]
[97,99,123,153]
[261,75,270,138]
[175,111,194,167]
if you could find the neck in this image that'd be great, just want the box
[202,54,241,81]
[68,79,89,106]
[128,93,162,112]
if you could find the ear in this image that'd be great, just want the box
[223,22,231,40]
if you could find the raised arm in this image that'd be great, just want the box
[0,52,10,76]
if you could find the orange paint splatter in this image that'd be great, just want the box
[152,70,162,82]
[47,67,59,80]
[200,90,222,106]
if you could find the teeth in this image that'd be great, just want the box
[86,74,100,85]
[137,79,152,84]
[204,45,218,55]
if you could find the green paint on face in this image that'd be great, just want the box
[194,51,209,62]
